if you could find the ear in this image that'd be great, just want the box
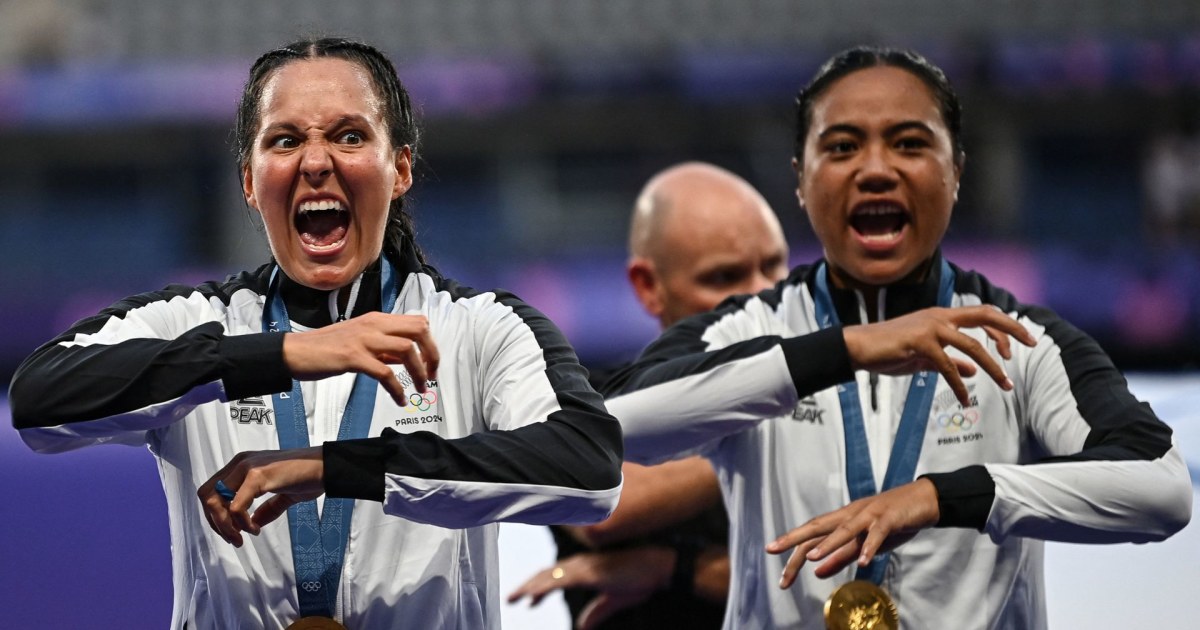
[242,165,260,212]
[791,156,806,211]
[952,152,965,203]
[392,145,414,200]
[627,258,665,321]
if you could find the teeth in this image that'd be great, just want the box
[855,203,904,216]
[298,199,345,213]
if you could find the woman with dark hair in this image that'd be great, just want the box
[9,38,622,630]
[603,46,1190,629]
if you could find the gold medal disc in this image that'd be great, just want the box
[824,580,899,630]
[285,617,348,630]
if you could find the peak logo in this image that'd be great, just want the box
[792,397,825,425]
[230,396,273,425]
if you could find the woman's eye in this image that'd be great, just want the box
[896,137,929,151]
[270,136,298,149]
[826,140,857,155]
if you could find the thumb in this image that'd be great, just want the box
[249,493,301,531]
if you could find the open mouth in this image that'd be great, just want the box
[295,199,349,249]
[850,202,909,243]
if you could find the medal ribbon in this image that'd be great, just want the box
[811,258,953,585]
[264,258,399,618]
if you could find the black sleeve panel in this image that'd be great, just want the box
[12,321,223,428]
[219,332,292,401]
[779,327,855,397]
[326,408,623,502]
[603,316,852,403]
[1031,306,1173,463]
[964,268,1174,464]
[326,284,623,503]
[922,465,996,530]
[10,275,290,429]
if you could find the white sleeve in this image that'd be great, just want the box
[981,310,1192,544]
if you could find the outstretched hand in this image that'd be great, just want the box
[765,479,940,588]
[843,305,1036,406]
[507,547,674,630]
[197,447,324,547]
[283,312,440,406]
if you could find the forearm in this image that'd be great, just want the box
[977,309,1193,542]
[324,413,623,528]
[12,320,290,451]
[570,458,721,548]
[984,446,1192,543]
[692,546,730,604]
[612,329,852,464]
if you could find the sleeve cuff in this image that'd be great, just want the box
[780,327,855,395]
[324,434,394,502]
[921,464,996,530]
[218,332,292,400]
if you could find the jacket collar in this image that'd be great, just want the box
[805,250,947,325]
[277,237,424,329]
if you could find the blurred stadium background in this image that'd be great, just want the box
[1,0,1198,627]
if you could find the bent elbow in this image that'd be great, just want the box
[1155,477,1193,540]
[1135,453,1194,542]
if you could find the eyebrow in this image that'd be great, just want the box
[259,115,373,137]
[817,120,936,139]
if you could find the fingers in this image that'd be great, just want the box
[370,360,410,406]
[283,314,440,401]
[402,314,440,383]
[198,457,247,547]
[370,313,439,386]
[507,566,567,606]
[779,537,825,588]
[198,448,325,548]
[250,494,295,530]
[940,326,1011,391]
[767,517,838,589]
[814,539,863,579]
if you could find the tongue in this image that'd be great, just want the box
[853,213,905,236]
[297,210,348,247]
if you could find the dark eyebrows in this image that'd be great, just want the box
[817,124,864,141]
[816,120,936,140]
[887,121,936,137]
[258,121,300,138]
[329,115,372,131]
[257,114,373,138]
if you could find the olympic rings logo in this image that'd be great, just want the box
[936,409,979,432]
[406,390,439,412]
[301,581,322,593]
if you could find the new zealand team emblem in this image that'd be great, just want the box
[393,368,445,427]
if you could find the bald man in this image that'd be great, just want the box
[510,162,789,629]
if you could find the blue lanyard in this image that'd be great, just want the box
[811,259,953,585]
[263,258,399,618]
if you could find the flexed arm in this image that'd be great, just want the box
[611,304,1035,464]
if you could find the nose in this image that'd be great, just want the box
[300,142,333,181]
[854,144,898,193]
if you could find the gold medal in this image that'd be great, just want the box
[824,580,899,630]
[285,617,348,630]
